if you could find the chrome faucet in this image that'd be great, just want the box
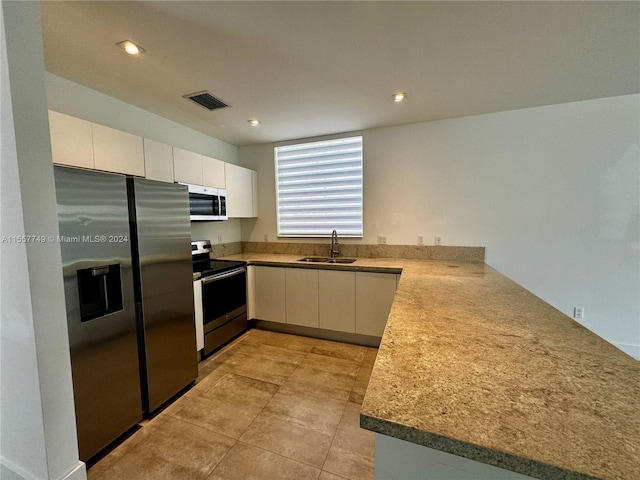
[330,229,340,258]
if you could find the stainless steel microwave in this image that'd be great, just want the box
[182,183,227,221]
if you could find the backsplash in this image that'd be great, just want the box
[241,242,485,263]
[209,241,243,258]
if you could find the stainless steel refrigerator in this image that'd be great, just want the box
[54,166,197,462]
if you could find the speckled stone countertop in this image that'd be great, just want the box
[220,253,640,480]
[361,260,640,480]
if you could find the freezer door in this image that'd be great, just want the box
[131,178,197,413]
[54,166,142,462]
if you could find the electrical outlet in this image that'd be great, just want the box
[573,306,584,319]
[263,233,269,242]
[378,235,387,245]
[417,235,424,246]
[435,235,442,246]
[217,235,222,244]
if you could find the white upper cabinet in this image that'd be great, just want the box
[225,163,257,218]
[48,111,252,192]
[49,110,94,169]
[49,110,144,176]
[173,149,226,189]
[173,147,202,185]
[92,123,145,176]
[143,138,174,183]
[202,155,226,188]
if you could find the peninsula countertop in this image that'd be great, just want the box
[221,253,640,480]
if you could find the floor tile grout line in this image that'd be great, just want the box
[158,413,240,446]
[85,417,174,480]
[231,375,280,442]
[319,396,350,474]
[234,440,325,476]
[203,437,239,480]
[231,342,313,443]
[234,331,356,473]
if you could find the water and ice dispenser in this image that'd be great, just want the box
[77,264,123,322]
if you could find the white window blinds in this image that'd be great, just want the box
[275,136,363,237]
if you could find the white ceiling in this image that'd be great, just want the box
[40,1,639,147]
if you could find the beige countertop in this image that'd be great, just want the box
[221,253,640,480]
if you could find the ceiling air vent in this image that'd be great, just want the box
[184,91,229,111]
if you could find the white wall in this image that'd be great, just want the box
[45,72,243,245]
[1,2,85,479]
[239,95,640,359]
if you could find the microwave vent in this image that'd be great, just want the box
[184,91,229,111]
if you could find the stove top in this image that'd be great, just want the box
[192,257,246,280]
[191,240,246,281]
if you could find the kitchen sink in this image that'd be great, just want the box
[298,257,357,264]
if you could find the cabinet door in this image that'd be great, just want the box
[226,163,256,218]
[173,147,202,184]
[286,268,318,328]
[48,110,94,169]
[92,123,145,176]
[202,155,225,188]
[144,138,174,183]
[253,266,286,323]
[356,272,397,337]
[319,270,355,333]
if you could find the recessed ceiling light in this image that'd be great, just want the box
[248,119,261,127]
[393,92,407,102]
[117,40,146,55]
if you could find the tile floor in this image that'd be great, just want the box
[88,329,378,480]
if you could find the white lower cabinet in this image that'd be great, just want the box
[319,270,356,333]
[249,266,398,337]
[285,268,319,328]
[253,266,286,323]
[355,272,397,337]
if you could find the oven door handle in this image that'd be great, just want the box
[201,267,246,285]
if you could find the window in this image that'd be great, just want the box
[275,135,363,237]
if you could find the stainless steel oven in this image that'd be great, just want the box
[201,266,247,356]
[192,240,247,357]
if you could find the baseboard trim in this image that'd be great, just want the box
[61,462,86,480]
[251,320,381,347]
[612,342,640,360]
[0,460,85,480]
